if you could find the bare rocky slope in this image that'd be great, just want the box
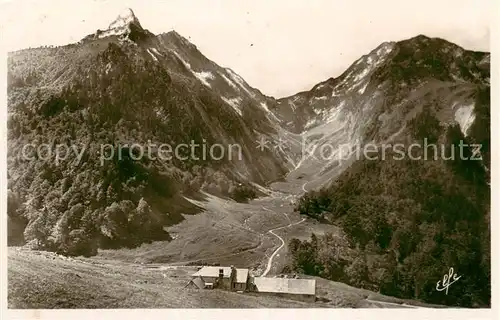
[288,37,490,307]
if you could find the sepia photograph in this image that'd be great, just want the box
[1,0,497,318]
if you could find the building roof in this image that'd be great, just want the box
[192,266,249,283]
[252,277,316,295]
[186,277,205,289]
[235,268,249,284]
[193,266,232,278]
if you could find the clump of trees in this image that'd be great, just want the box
[230,184,257,203]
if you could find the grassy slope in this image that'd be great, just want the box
[8,248,313,308]
[8,247,398,308]
[8,191,444,309]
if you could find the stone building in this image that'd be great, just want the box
[251,277,316,302]
[186,266,249,291]
[186,266,316,302]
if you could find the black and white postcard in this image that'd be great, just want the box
[1,1,497,319]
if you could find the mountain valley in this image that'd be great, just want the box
[7,8,490,308]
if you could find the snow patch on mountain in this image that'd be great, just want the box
[109,8,138,30]
[454,103,475,136]
[172,51,190,67]
[312,96,328,101]
[353,67,371,83]
[194,71,215,87]
[376,42,394,56]
[147,49,158,61]
[226,68,255,97]
[221,97,243,115]
[259,102,271,113]
[172,51,214,87]
[220,73,239,90]
[348,43,395,86]
[150,48,163,56]
[304,119,318,130]
[315,83,327,90]
[98,29,125,39]
[358,82,369,94]
[98,8,141,39]
[260,102,282,122]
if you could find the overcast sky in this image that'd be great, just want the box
[0,0,491,97]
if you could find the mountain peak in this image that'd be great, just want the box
[87,8,152,42]
[107,8,142,31]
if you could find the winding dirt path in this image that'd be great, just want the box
[302,181,309,192]
[260,215,306,277]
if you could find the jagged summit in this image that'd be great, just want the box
[84,8,153,42]
[107,8,142,32]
